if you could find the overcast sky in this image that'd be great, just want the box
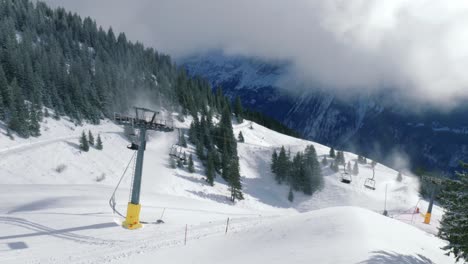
[43,0,468,109]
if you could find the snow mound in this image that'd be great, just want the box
[121,206,454,264]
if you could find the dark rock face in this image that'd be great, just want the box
[182,53,468,173]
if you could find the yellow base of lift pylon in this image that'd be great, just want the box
[122,203,143,230]
[423,212,432,224]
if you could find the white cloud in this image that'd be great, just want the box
[43,0,468,108]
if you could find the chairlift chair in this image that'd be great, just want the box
[340,172,352,184]
[364,167,377,190]
[364,178,376,190]
[127,142,139,150]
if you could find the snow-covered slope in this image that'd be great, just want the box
[0,114,455,263]
[121,207,452,264]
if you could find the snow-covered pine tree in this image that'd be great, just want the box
[183,152,188,166]
[206,152,215,186]
[188,154,195,173]
[331,161,339,172]
[336,151,345,165]
[28,106,41,137]
[177,158,183,168]
[396,171,403,182]
[439,163,468,262]
[96,134,103,150]
[304,145,323,194]
[79,131,89,152]
[347,161,352,172]
[322,156,328,166]
[88,130,95,146]
[288,187,294,202]
[234,95,244,123]
[276,146,290,184]
[228,156,243,202]
[170,158,176,169]
[271,150,279,174]
[329,147,336,158]
[353,161,359,175]
[238,131,244,143]
[179,131,187,147]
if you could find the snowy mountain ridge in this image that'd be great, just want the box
[182,53,468,173]
[0,113,456,263]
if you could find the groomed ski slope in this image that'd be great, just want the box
[0,114,455,263]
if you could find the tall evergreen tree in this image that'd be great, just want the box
[288,187,294,202]
[234,95,243,123]
[88,130,95,146]
[353,161,359,175]
[206,152,215,186]
[396,171,403,182]
[8,79,29,137]
[329,147,336,158]
[321,156,328,166]
[228,156,243,202]
[79,131,89,152]
[238,131,244,143]
[276,146,289,184]
[96,134,103,150]
[439,163,468,261]
[28,105,41,137]
[271,150,279,174]
[179,131,187,147]
[331,161,339,172]
[188,154,195,173]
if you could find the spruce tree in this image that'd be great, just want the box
[439,163,468,261]
[358,155,367,164]
[288,187,294,202]
[228,156,243,202]
[238,131,245,143]
[206,152,215,186]
[396,171,403,182]
[170,157,177,169]
[188,154,195,173]
[177,158,183,168]
[329,147,336,158]
[331,161,339,172]
[196,140,205,160]
[347,161,352,173]
[304,145,323,194]
[336,151,345,165]
[276,146,289,184]
[234,96,243,123]
[8,79,29,137]
[0,92,4,120]
[321,156,328,166]
[271,150,279,174]
[180,131,187,147]
[88,130,95,146]
[79,131,89,152]
[183,152,188,166]
[28,106,41,137]
[353,161,359,175]
[96,134,103,150]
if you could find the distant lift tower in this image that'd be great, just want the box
[422,176,443,225]
[114,107,173,229]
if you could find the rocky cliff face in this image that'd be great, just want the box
[182,53,468,173]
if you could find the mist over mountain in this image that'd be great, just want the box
[182,52,468,174]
